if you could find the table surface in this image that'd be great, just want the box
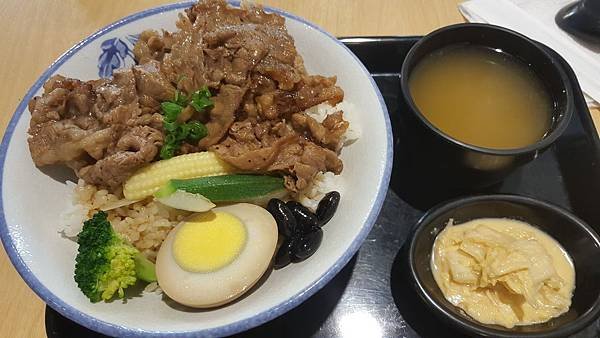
[1,1,598,337]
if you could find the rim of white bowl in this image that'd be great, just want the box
[0,1,393,337]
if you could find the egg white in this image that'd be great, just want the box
[156,203,278,308]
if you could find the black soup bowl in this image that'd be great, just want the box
[409,194,600,337]
[400,23,574,188]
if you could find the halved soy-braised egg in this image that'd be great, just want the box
[156,203,278,308]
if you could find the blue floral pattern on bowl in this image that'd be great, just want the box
[97,34,139,78]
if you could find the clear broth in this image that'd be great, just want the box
[409,45,552,149]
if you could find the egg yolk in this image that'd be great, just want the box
[172,211,247,272]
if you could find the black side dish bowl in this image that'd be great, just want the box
[408,194,600,337]
[400,23,574,188]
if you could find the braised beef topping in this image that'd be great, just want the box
[27,0,349,192]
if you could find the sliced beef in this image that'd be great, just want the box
[213,135,342,191]
[28,69,165,190]
[198,84,245,149]
[292,110,349,151]
[294,76,344,109]
[29,75,96,127]
[248,76,344,121]
[137,0,344,147]
[271,141,343,191]
[211,119,294,169]
[186,0,286,30]
[133,30,173,64]
[132,61,176,102]
[160,14,207,93]
[78,126,163,189]
[28,88,68,126]
[168,0,347,190]
[212,133,297,171]
[79,127,115,161]
[212,119,342,191]
[28,0,350,195]
[28,120,95,166]
[138,94,161,116]
[101,102,138,126]
[92,68,138,117]
[127,112,164,130]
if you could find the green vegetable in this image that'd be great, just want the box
[134,253,157,283]
[160,87,213,159]
[190,87,214,112]
[74,211,157,303]
[155,174,287,204]
[161,102,184,121]
[181,121,208,141]
[173,89,188,107]
[156,189,216,212]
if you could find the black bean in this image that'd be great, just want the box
[267,199,297,238]
[286,201,319,234]
[316,191,340,227]
[274,238,295,269]
[291,228,323,262]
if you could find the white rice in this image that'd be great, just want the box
[59,180,190,261]
[297,102,359,210]
[294,171,341,211]
[303,102,361,147]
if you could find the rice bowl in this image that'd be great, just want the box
[0,1,391,336]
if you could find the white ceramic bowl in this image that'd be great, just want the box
[0,1,392,337]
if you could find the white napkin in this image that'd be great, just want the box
[459,0,600,108]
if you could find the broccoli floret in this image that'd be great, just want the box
[74,211,157,302]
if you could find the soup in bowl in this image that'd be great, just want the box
[400,23,574,187]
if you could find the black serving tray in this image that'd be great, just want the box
[46,37,600,338]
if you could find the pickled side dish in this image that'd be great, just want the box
[431,218,575,328]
